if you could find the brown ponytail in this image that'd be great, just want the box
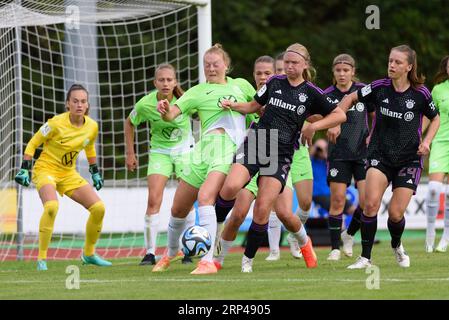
[391,45,425,88]
[154,63,184,98]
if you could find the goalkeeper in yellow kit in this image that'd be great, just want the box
[15,84,112,271]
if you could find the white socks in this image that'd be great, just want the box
[426,181,442,247]
[444,191,449,239]
[292,223,308,247]
[215,239,234,266]
[167,216,186,257]
[185,209,196,230]
[296,207,311,225]
[144,213,160,255]
[198,205,217,262]
[268,211,282,253]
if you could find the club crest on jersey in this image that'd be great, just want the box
[298,93,308,103]
[217,95,237,108]
[355,102,365,112]
[329,168,338,177]
[405,99,415,109]
[370,159,379,166]
[297,105,306,115]
[257,84,267,97]
[404,111,414,122]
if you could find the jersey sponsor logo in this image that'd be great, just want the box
[382,98,389,103]
[257,84,267,97]
[330,168,338,177]
[61,151,79,166]
[275,89,282,94]
[217,95,237,108]
[405,99,415,109]
[370,159,379,166]
[355,102,365,112]
[380,107,403,119]
[406,179,413,184]
[298,93,308,103]
[40,123,51,137]
[404,111,414,122]
[297,105,306,115]
[361,84,372,97]
[268,97,298,112]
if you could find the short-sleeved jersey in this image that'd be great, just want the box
[25,112,98,172]
[324,82,375,161]
[357,78,439,167]
[175,77,256,146]
[255,75,336,148]
[129,91,194,154]
[431,80,449,142]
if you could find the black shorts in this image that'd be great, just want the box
[327,159,366,185]
[234,129,292,193]
[366,159,422,192]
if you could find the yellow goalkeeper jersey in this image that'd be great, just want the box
[25,112,98,172]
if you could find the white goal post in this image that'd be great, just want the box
[0,0,211,261]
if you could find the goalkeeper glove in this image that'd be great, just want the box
[15,160,32,187]
[89,164,104,191]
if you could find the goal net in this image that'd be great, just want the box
[0,0,208,261]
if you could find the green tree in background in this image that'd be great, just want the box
[212,0,449,90]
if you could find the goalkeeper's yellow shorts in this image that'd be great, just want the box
[33,166,89,196]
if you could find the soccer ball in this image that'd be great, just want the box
[181,226,212,258]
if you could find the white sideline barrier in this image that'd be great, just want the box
[22,184,445,233]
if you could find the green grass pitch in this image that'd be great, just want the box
[2,237,449,300]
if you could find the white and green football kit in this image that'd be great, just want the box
[429,80,449,174]
[175,77,256,188]
[129,91,194,178]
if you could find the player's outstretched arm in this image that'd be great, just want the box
[301,107,346,146]
[222,99,262,114]
[157,99,182,121]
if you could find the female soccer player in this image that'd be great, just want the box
[324,54,375,260]
[268,51,315,261]
[217,43,347,272]
[15,84,111,271]
[340,45,440,269]
[425,55,449,253]
[213,55,298,270]
[152,44,256,275]
[124,64,196,265]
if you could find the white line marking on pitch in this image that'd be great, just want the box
[3,277,449,284]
